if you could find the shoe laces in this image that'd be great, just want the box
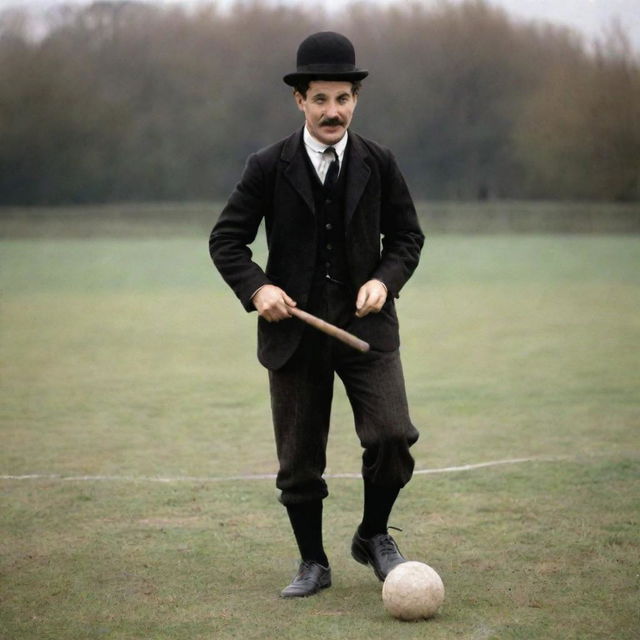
[298,559,328,575]
[376,533,400,557]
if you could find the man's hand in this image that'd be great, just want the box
[252,285,296,322]
[355,279,387,318]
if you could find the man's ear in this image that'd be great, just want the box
[294,91,305,112]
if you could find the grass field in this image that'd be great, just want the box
[1,210,639,639]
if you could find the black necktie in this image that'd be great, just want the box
[323,147,339,191]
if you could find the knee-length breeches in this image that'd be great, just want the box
[268,284,419,506]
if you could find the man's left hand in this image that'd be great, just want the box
[355,279,387,318]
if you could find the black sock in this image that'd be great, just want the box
[358,478,401,539]
[286,500,329,566]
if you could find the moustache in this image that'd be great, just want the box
[320,117,344,127]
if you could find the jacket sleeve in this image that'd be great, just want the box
[371,150,425,298]
[209,153,272,311]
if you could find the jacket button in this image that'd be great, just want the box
[325,223,333,231]
[325,199,332,205]
[326,243,332,251]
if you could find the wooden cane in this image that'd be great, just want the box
[287,305,370,353]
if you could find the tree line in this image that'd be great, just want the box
[0,0,638,205]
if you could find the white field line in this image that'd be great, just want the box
[0,455,570,484]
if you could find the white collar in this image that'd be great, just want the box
[303,126,349,159]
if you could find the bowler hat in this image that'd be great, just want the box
[283,31,369,86]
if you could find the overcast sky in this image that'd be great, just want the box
[1,0,638,48]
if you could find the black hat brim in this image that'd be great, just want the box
[283,69,369,87]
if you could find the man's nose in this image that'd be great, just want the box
[325,101,339,117]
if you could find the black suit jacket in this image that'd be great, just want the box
[210,128,424,370]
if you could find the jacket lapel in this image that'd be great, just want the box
[282,129,315,215]
[281,128,372,224]
[344,132,371,228]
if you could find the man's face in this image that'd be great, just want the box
[294,80,358,145]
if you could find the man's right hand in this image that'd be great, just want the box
[252,285,296,322]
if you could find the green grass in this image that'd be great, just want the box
[1,223,639,639]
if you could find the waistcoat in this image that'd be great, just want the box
[306,145,351,288]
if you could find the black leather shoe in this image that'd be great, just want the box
[280,560,332,598]
[351,530,406,581]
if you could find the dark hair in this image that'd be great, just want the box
[293,78,362,98]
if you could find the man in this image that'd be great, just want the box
[209,31,424,598]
